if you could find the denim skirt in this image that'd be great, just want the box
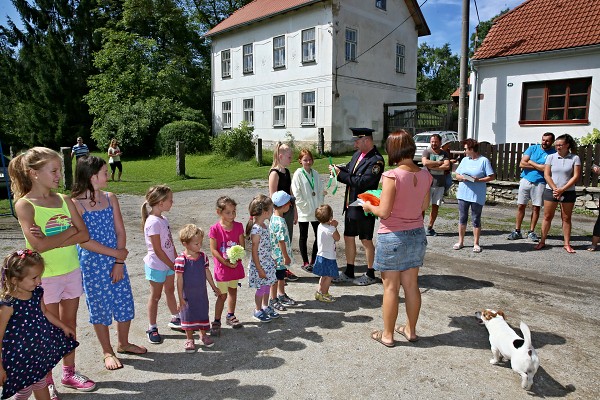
[312,256,339,278]
[373,227,427,272]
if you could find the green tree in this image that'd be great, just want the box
[1,0,101,149]
[470,8,510,57]
[417,43,460,102]
[86,0,207,154]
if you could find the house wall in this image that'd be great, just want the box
[210,0,421,152]
[332,0,418,150]
[211,2,334,149]
[469,49,600,144]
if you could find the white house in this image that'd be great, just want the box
[205,0,429,151]
[468,0,600,144]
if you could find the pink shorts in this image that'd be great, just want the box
[41,268,84,304]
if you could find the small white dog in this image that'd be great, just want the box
[475,309,540,390]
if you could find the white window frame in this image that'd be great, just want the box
[243,44,253,74]
[221,50,231,78]
[273,95,286,126]
[301,91,316,125]
[302,28,316,63]
[222,101,232,129]
[243,98,254,126]
[345,28,357,62]
[273,35,286,68]
[396,44,405,73]
[376,0,386,10]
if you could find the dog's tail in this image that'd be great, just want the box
[520,322,533,349]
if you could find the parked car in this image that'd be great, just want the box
[0,154,11,198]
[413,131,459,163]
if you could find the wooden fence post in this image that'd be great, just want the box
[176,141,185,176]
[60,147,72,191]
[255,138,263,165]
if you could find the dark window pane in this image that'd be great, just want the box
[547,109,564,120]
[568,108,586,120]
[569,94,588,107]
[570,79,590,94]
[548,96,565,108]
[548,82,567,95]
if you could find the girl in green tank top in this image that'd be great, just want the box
[8,147,96,395]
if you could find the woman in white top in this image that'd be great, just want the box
[107,139,123,181]
[291,149,325,272]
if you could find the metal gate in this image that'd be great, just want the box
[383,100,455,138]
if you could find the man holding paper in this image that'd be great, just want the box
[329,128,384,286]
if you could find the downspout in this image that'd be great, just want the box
[469,62,479,141]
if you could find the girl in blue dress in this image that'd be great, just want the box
[71,156,146,371]
[0,250,78,399]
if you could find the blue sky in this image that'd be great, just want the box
[1,0,524,54]
[419,0,524,53]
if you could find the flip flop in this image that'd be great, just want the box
[452,243,464,250]
[116,343,148,355]
[395,325,419,342]
[103,354,123,370]
[371,330,395,348]
[564,245,576,254]
[472,245,482,253]
[587,245,597,252]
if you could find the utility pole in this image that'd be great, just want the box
[458,0,470,141]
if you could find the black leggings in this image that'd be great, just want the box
[594,214,600,237]
[298,221,319,264]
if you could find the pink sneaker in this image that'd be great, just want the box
[201,335,214,348]
[61,372,96,392]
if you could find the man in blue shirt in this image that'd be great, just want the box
[507,132,556,242]
[71,137,90,160]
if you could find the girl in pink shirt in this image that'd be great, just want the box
[208,196,245,335]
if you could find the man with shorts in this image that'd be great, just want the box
[422,134,450,236]
[507,132,556,242]
[329,127,384,286]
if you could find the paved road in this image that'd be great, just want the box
[0,181,598,399]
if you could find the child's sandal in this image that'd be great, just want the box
[209,321,221,337]
[226,315,243,329]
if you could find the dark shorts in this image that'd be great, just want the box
[542,188,576,203]
[344,213,376,240]
[275,269,287,281]
[109,161,122,173]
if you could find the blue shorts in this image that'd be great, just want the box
[145,265,175,283]
[373,228,427,272]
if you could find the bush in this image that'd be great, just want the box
[157,120,210,155]
[210,121,255,160]
[578,128,600,146]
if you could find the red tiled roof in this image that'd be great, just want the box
[205,0,430,37]
[473,0,600,60]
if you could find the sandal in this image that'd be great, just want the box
[116,343,148,355]
[226,314,243,329]
[452,243,464,250]
[587,245,597,252]
[371,330,394,348]
[103,354,123,370]
[394,325,419,342]
[210,321,221,337]
[472,245,481,253]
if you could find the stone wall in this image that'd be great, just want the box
[448,180,600,214]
